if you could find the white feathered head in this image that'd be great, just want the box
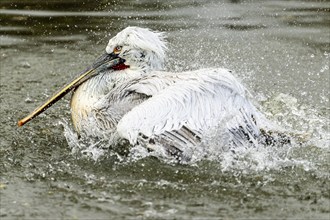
[106,27,167,71]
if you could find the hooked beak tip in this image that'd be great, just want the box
[18,121,23,127]
[18,117,29,127]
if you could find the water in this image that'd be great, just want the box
[1,0,329,219]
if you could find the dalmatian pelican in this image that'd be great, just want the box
[19,27,278,159]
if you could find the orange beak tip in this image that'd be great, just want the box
[18,120,24,127]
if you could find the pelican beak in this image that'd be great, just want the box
[18,53,125,127]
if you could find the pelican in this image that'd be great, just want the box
[18,27,277,160]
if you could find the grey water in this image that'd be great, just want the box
[0,0,329,219]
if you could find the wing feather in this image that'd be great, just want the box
[117,68,261,147]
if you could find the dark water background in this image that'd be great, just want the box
[0,0,329,219]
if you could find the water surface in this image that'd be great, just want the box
[0,0,329,219]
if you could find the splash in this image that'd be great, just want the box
[261,93,329,149]
[60,93,329,175]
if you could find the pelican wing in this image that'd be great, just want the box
[116,68,261,150]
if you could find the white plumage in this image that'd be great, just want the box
[116,69,260,143]
[70,27,268,159]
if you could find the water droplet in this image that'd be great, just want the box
[310,54,314,58]
[24,97,33,103]
[20,61,31,68]
[320,65,329,73]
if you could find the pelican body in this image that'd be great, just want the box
[19,27,270,159]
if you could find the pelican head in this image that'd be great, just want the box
[106,27,167,71]
[18,27,167,126]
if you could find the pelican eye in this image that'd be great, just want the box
[114,46,122,54]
